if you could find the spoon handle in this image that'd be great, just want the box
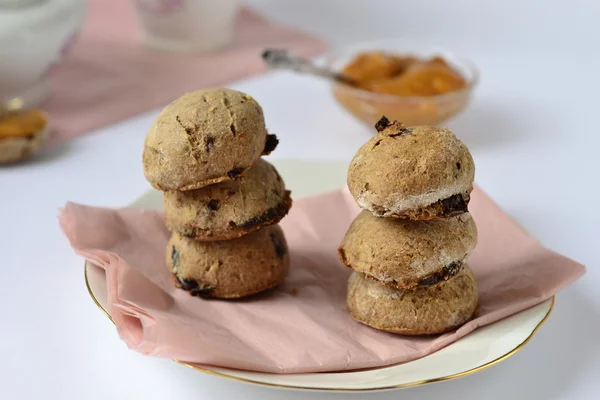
[261,49,356,86]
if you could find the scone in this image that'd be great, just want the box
[163,159,292,240]
[166,225,289,298]
[339,210,477,288]
[143,88,278,191]
[347,266,478,335]
[0,110,48,164]
[347,116,475,219]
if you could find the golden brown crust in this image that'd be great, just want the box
[153,168,245,192]
[0,109,48,139]
[0,113,49,164]
[143,88,271,191]
[172,273,284,299]
[386,192,471,220]
[347,267,478,335]
[163,159,292,240]
[170,193,291,241]
[339,211,477,289]
[360,260,464,288]
[347,120,475,219]
[166,225,289,299]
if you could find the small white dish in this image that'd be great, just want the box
[84,159,554,392]
[132,0,240,52]
[322,39,478,127]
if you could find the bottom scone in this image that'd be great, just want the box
[347,266,478,335]
[166,225,289,299]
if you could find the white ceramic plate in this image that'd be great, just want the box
[85,159,554,392]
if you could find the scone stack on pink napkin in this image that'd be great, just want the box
[339,116,479,335]
[61,108,585,370]
[142,88,292,299]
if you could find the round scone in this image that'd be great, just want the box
[0,110,49,164]
[339,210,477,288]
[143,88,279,191]
[347,266,478,335]
[164,159,292,240]
[347,116,475,219]
[166,225,289,298]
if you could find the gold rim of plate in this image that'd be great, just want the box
[84,262,555,392]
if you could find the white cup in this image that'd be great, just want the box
[132,0,240,53]
[0,0,85,106]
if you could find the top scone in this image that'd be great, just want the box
[347,116,475,219]
[143,88,278,191]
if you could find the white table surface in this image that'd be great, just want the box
[1,0,599,398]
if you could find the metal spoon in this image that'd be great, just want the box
[261,49,357,86]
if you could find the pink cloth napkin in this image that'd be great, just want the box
[46,1,327,145]
[60,187,585,374]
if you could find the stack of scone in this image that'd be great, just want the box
[339,116,478,335]
[143,88,292,299]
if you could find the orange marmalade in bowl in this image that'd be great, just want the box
[330,50,477,127]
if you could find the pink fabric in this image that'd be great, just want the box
[60,187,585,374]
[46,1,327,145]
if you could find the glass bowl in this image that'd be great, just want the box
[324,40,479,128]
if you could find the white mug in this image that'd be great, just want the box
[132,0,240,53]
[0,0,85,106]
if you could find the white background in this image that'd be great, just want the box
[2,0,599,398]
